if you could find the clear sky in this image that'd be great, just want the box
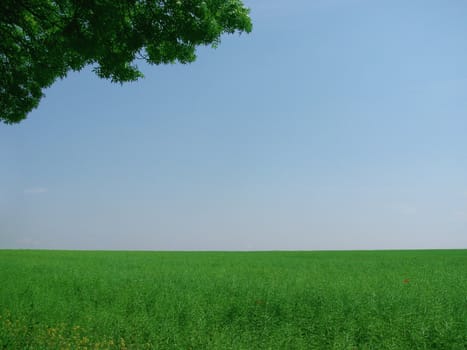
[1,0,466,250]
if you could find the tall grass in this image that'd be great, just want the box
[1,250,466,349]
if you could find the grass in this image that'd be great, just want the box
[0,249,466,349]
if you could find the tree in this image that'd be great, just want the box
[0,0,252,124]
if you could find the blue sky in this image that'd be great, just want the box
[1,0,467,250]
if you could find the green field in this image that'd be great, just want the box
[0,250,466,349]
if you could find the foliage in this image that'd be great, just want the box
[0,0,252,124]
[1,250,466,349]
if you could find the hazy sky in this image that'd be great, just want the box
[1,0,467,250]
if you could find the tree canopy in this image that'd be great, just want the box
[0,0,252,124]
